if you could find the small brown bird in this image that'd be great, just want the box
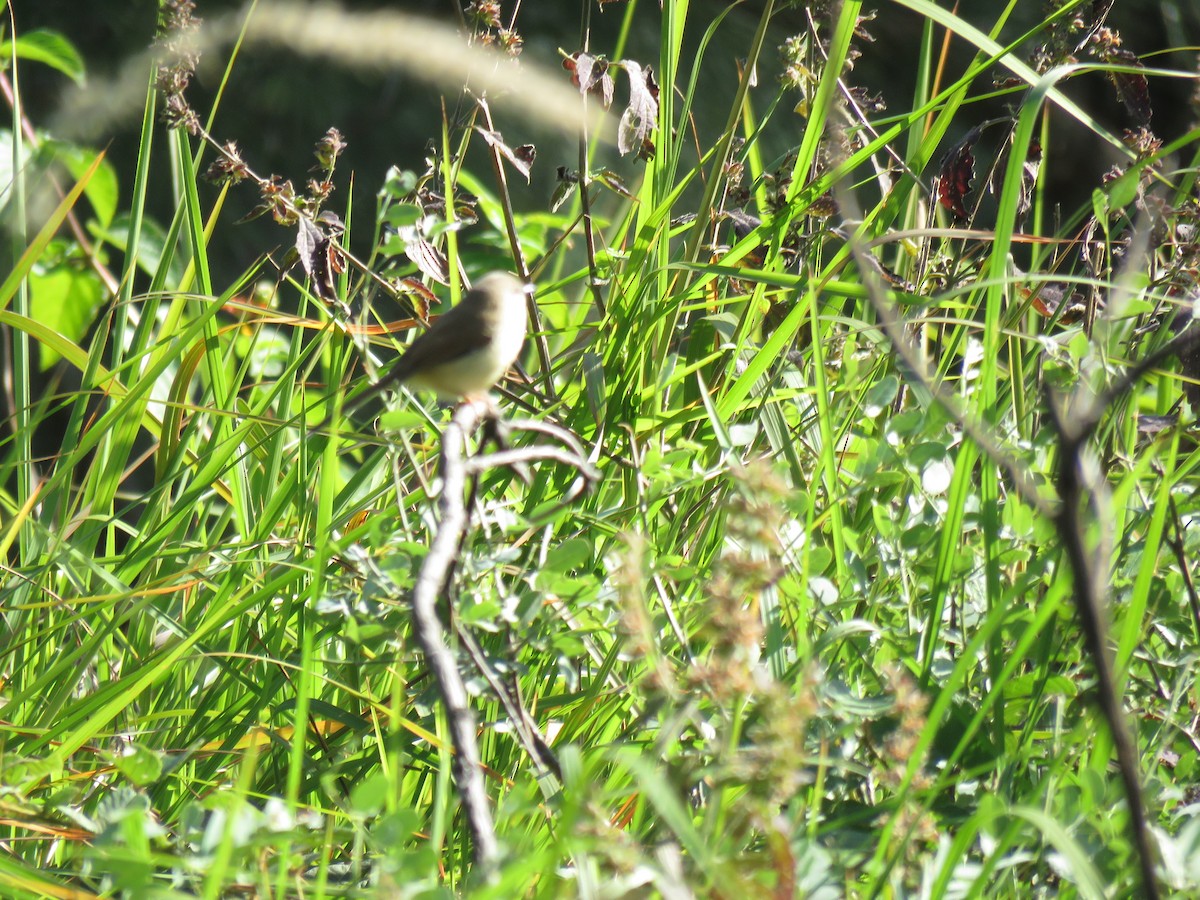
[348,272,529,412]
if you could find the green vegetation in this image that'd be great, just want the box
[3,0,1200,896]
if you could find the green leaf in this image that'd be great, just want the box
[44,140,119,229]
[863,374,899,417]
[29,257,105,369]
[94,212,184,285]
[544,537,592,572]
[0,145,105,310]
[349,771,390,816]
[378,165,417,199]
[111,744,165,786]
[381,200,422,230]
[2,30,85,85]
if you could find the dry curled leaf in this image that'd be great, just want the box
[617,61,658,157]
[594,167,634,199]
[1105,49,1152,127]
[398,226,450,286]
[563,51,614,108]
[295,215,344,301]
[936,125,982,221]
[550,166,580,213]
[475,127,536,182]
[1023,282,1088,324]
[391,276,436,320]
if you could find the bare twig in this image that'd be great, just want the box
[466,445,599,478]
[406,398,599,873]
[453,621,563,788]
[409,401,498,872]
[1037,308,1200,900]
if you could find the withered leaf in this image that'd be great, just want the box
[295,217,322,279]
[1105,49,1152,127]
[392,276,436,321]
[395,224,449,285]
[594,167,634,199]
[563,51,614,108]
[645,65,659,101]
[514,145,537,170]
[1024,282,1088,324]
[317,209,345,237]
[475,127,536,182]
[453,201,480,227]
[295,216,340,300]
[617,61,658,157]
[550,167,580,213]
[936,125,982,221]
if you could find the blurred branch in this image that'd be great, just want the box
[834,174,1168,899]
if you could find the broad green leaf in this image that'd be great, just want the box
[2,29,85,85]
[44,139,119,229]
[29,257,105,369]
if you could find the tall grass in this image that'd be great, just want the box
[2,0,1200,896]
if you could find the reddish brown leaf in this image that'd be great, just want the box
[1024,283,1087,324]
[936,125,982,221]
[513,144,537,171]
[393,276,436,320]
[1105,49,1152,126]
